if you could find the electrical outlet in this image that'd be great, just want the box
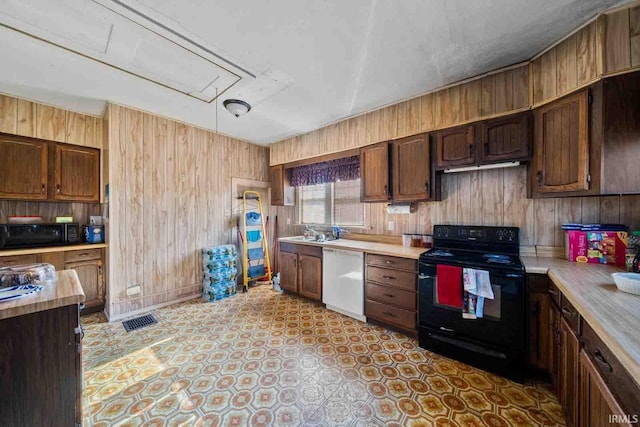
[388,221,395,231]
[126,285,141,296]
[286,217,291,225]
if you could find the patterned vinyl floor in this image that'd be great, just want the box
[82,286,566,426]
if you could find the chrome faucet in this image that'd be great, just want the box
[303,225,317,239]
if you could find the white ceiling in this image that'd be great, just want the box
[0,0,629,145]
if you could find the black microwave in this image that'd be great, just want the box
[0,223,80,249]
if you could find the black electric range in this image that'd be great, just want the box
[418,225,526,382]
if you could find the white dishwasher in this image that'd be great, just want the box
[322,247,365,322]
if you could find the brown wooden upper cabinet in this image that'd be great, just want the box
[270,164,294,206]
[479,112,531,164]
[433,124,476,170]
[54,143,100,202]
[392,133,435,202]
[360,142,390,202]
[531,90,590,196]
[0,134,48,200]
[0,133,100,203]
[530,71,640,198]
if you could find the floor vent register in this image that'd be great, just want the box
[122,313,158,332]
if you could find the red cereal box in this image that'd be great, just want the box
[565,230,628,265]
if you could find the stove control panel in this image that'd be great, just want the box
[433,225,519,244]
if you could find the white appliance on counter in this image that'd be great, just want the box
[322,247,365,322]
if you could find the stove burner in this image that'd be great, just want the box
[483,254,513,264]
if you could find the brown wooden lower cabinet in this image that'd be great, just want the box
[365,254,417,335]
[298,254,322,300]
[0,304,82,426]
[527,273,640,426]
[0,254,38,268]
[579,351,631,427]
[558,317,580,427]
[527,275,553,372]
[0,248,106,313]
[549,300,561,392]
[279,251,298,293]
[278,243,322,302]
[65,259,104,312]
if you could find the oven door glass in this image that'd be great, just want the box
[419,262,524,351]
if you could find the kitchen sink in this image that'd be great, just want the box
[287,235,334,243]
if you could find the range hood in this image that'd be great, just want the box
[443,161,521,174]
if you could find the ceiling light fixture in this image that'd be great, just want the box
[223,99,251,117]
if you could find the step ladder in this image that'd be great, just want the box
[240,190,272,292]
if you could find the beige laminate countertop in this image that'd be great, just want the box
[278,236,426,259]
[0,243,108,257]
[0,269,85,320]
[523,256,640,384]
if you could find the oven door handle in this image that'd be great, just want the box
[418,274,434,280]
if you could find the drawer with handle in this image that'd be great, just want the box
[64,249,102,263]
[366,266,416,291]
[548,281,561,308]
[581,319,640,414]
[366,282,416,310]
[366,298,416,330]
[366,254,417,272]
[560,293,580,334]
[0,254,38,268]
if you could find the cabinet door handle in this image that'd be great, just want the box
[41,184,45,194]
[56,184,61,194]
[383,293,395,298]
[469,144,474,157]
[385,260,393,265]
[561,307,575,317]
[484,141,489,155]
[382,312,396,318]
[382,275,396,280]
[536,170,543,186]
[384,185,390,199]
[418,274,434,280]
[593,349,613,373]
[548,289,557,296]
[425,181,430,196]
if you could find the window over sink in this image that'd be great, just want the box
[298,179,365,227]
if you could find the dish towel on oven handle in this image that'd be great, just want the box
[462,268,494,319]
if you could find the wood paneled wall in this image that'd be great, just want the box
[531,21,601,106]
[0,94,103,147]
[0,94,104,224]
[273,166,640,255]
[107,104,269,319]
[604,4,640,74]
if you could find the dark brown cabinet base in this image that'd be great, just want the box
[526,273,639,426]
[278,243,322,302]
[0,304,82,426]
[365,254,417,336]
